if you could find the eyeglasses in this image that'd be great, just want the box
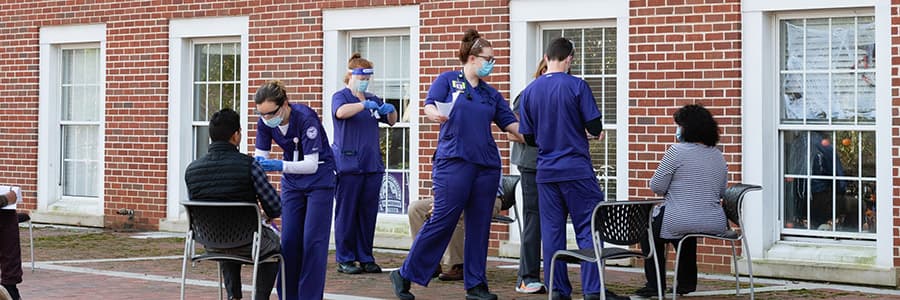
[256,103,282,118]
[476,55,495,64]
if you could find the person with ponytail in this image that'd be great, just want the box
[253,80,336,299]
[389,29,522,300]
[331,54,397,275]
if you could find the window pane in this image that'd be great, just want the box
[805,74,829,122]
[805,18,829,70]
[62,125,99,197]
[194,125,209,159]
[194,44,208,82]
[209,44,222,82]
[194,84,207,121]
[781,73,803,123]
[223,83,235,110]
[808,179,833,231]
[858,17,875,70]
[834,131,858,177]
[604,28,617,74]
[207,84,222,120]
[62,50,73,84]
[831,73,854,124]
[783,131,808,176]
[582,28,603,75]
[858,72,875,123]
[781,20,804,71]
[222,44,237,82]
[835,179,857,232]
[861,180,876,233]
[783,176,808,229]
[830,17,856,70]
[603,77,616,124]
[860,131,875,177]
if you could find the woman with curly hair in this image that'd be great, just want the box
[634,104,728,298]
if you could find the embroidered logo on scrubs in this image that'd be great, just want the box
[451,80,466,91]
[306,126,318,139]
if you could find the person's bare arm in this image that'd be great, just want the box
[0,190,15,207]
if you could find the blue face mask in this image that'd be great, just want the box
[356,80,369,93]
[263,116,283,128]
[477,60,494,77]
[675,126,684,142]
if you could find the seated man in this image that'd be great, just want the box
[407,185,503,281]
[184,108,282,300]
[0,189,22,300]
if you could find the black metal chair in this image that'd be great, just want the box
[491,175,523,237]
[548,200,665,300]
[673,184,762,300]
[16,212,34,272]
[179,201,285,300]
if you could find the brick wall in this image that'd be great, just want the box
[628,0,743,273]
[891,0,900,268]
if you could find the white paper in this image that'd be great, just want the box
[0,186,22,210]
[436,91,461,117]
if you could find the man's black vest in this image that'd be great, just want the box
[184,141,257,202]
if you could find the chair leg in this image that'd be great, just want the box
[597,260,607,300]
[28,220,34,272]
[674,238,687,300]
[548,253,557,300]
[250,233,260,300]
[217,262,223,300]
[731,241,739,295]
[279,257,287,299]
[651,246,664,299]
[743,237,755,300]
[180,233,192,300]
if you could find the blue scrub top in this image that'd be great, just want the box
[425,70,517,168]
[256,103,336,190]
[518,72,602,183]
[331,88,389,174]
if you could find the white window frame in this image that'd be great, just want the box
[509,0,629,255]
[164,17,249,231]
[742,0,892,275]
[37,24,106,226]
[189,37,243,160]
[323,6,420,248]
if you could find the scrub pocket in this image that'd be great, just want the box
[334,148,360,174]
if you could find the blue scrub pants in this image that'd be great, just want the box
[334,172,384,264]
[277,187,334,300]
[538,178,605,297]
[399,158,500,290]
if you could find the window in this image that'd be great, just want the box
[60,47,102,198]
[541,26,618,199]
[779,16,876,239]
[350,34,412,215]
[192,41,241,159]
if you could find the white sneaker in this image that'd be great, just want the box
[515,281,546,294]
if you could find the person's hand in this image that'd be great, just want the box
[260,159,284,172]
[378,103,396,115]
[426,203,434,219]
[425,109,448,123]
[362,100,379,110]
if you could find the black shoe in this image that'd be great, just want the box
[634,286,659,297]
[585,290,629,300]
[465,283,497,300]
[667,287,696,295]
[550,291,572,300]
[431,265,442,278]
[361,261,382,273]
[337,261,362,274]
[390,270,414,300]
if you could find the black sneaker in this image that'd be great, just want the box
[667,287,696,295]
[550,291,572,300]
[585,290,630,300]
[634,286,659,297]
[337,261,362,274]
[465,283,497,300]
[389,270,414,300]
[361,261,382,273]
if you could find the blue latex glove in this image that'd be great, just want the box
[378,103,396,115]
[362,100,379,110]
[255,156,266,163]
[259,159,284,172]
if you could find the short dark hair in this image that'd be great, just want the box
[209,108,240,142]
[545,37,574,62]
[674,104,719,147]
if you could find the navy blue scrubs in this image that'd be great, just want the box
[255,103,336,300]
[331,88,390,265]
[398,70,517,291]
[518,72,604,297]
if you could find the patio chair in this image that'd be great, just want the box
[673,184,762,300]
[179,201,285,300]
[548,199,665,300]
[491,175,523,237]
[17,212,33,272]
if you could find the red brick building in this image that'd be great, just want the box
[0,0,896,286]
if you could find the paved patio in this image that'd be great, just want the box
[11,225,900,299]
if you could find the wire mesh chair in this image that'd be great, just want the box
[673,184,762,300]
[180,201,285,300]
[547,199,665,300]
[491,175,523,237]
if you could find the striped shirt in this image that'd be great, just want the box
[650,143,728,239]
